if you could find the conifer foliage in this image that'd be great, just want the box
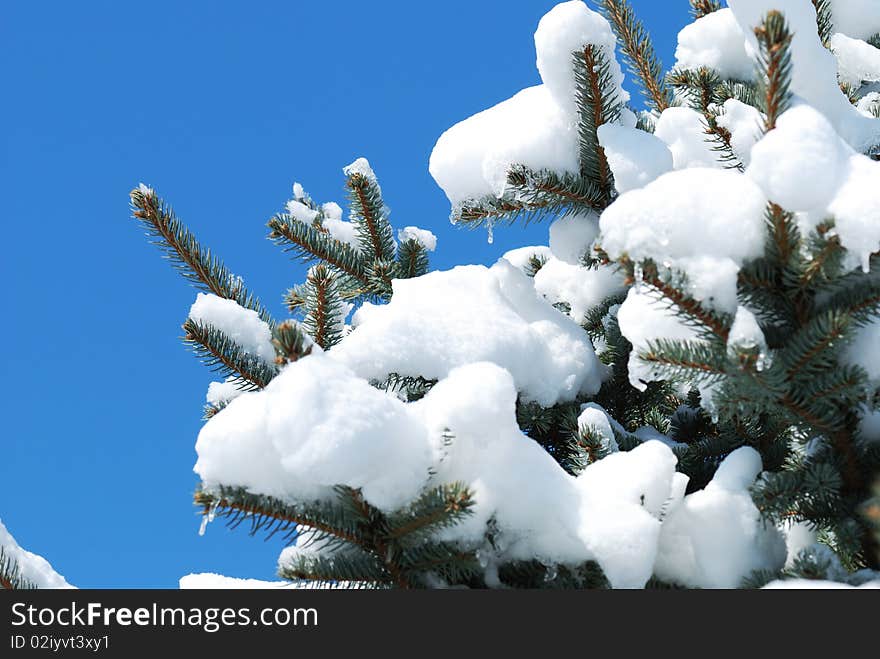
[119,0,880,590]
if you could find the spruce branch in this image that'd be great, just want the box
[598,0,674,111]
[635,260,732,341]
[668,67,743,170]
[345,171,395,262]
[573,44,622,197]
[0,547,36,590]
[129,186,275,328]
[302,264,344,350]
[506,165,608,212]
[386,483,474,543]
[812,0,834,44]
[268,213,369,286]
[639,338,729,383]
[272,320,312,365]
[754,11,793,132]
[182,319,277,389]
[395,239,429,280]
[195,486,365,548]
[689,0,721,19]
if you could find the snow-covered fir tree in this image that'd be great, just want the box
[6,0,879,590]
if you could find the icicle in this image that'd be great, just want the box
[486,218,495,245]
[633,262,644,292]
[199,500,219,536]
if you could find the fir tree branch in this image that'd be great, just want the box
[812,0,834,44]
[182,319,277,389]
[639,338,729,383]
[507,165,608,211]
[345,172,395,262]
[386,483,474,542]
[395,239,429,279]
[303,264,344,350]
[195,487,366,548]
[637,261,732,341]
[272,320,313,365]
[0,548,36,590]
[129,186,275,328]
[574,44,621,197]
[781,311,851,381]
[268,213,369,286]
[689,0,721,19]
[754,11,794,132]
[598,0,673,111]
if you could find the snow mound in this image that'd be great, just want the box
[1,519,72,588]
[429,1,629,207]
[597,123,674,193]
[195,352,432,511]
[331,260,605,406]
[189,293,276,365]
[654,448,787,588]
[727,0,880,152]
[674,8,755,80]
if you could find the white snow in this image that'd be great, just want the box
[599,168,767,314]
[600,168,767,267]
[829,33,880,88]
[654,107,721,170]
[397,226,438,252]
[533,258,625,322]
[0,519,72,588]
[715,99,764,166]
[342,157,378,185]
[418,363,677,588]
[179,573,292,589]
[577,403,619,454]
[195,351,433,511]
[727,0,880,152]
[534,0,628,119]
[747,105,880,271]
[597,123,674,193]
[830,0,880,42]
[674,8,756,81]
[501,245,553,273]
[188,293,276,365]
[285,199,319,224]
[844,316,880,383]
[206,379,245,407]
[827,154,880,272]
[429,1,630,207]
[549,212,600,265]
[858,407,880,443]
[616,287,704,391]
[430,85,578,206]
[728,306,767,352]
[330,260,605,407]
[747,105,850,212]
[763,578,880,589]
[654,447,787,588]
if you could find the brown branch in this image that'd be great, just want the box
[184,324,271,389]
[205,496,364,549]
[582,45,612,193]
[348,490,411,589]
[641,268,730,341]
[347,174,384,258]
[600,0,671,111]
[269,219,369,286]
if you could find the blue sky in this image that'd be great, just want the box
[1,1,690,587]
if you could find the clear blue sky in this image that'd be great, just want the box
[1,1,690,588]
